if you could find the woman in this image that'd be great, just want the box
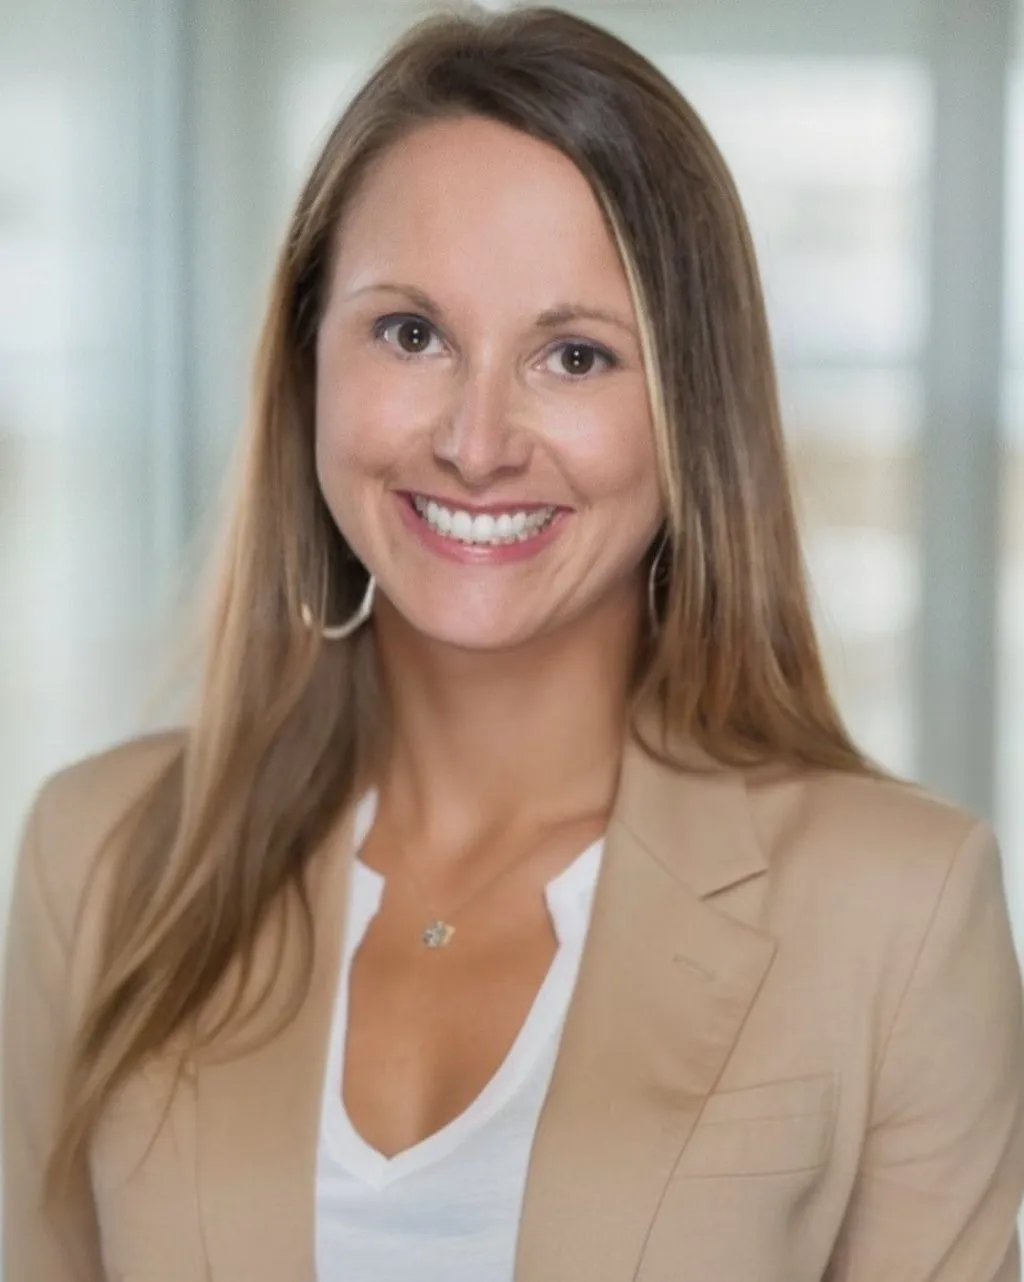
[4,6,1023,1281]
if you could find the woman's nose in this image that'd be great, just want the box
[430,361,532,486]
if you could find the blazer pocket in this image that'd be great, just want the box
[671,1071,837,1179]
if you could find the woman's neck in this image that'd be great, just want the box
[369,587,642,853]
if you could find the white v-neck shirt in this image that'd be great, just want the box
[314,790,605,1282]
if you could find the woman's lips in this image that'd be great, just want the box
[401,489,562,516]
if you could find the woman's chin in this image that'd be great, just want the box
[378,598,558,655]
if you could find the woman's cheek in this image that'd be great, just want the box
[547,400,657,499]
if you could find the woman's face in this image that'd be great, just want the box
[315,115,663,652]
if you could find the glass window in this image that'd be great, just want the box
[0,19,158,911]
[999,59,1024,941]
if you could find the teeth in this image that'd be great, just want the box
[412,495,556,545]
[473,513,496,541]
[426,500,452,534]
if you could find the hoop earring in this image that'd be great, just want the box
[647,533,670,633]
[301,575,376,641]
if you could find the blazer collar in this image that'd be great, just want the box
[513,717,777,1280]
[614,707,769,900]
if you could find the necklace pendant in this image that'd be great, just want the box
[422,920,455,948]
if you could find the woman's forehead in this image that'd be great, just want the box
[329,117,634,317]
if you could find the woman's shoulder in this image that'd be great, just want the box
[35,728,186,816]
[754,762,983,851]
[16,730,186,944]
[738,765,1019,1058]
[746,761,999,927]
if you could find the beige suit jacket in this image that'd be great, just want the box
[4,729,1024,1282]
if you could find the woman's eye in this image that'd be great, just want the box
[375,315,443,357]
[543,341,615,378]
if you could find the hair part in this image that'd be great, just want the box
[46,3,871,1196]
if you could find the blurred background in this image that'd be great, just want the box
[0,0,1022,953]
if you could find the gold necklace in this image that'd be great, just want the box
[393,840,537,949]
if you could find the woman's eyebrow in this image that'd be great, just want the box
[344,282,637,340]
[534,303,637,340]
[344,282,442,314]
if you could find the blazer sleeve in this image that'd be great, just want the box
[2,781,106,1282]
[824,821,1024,1281]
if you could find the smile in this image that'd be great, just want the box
[410,494,558,546]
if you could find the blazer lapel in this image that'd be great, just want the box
[193,802,359,1282]
[514,725,777,1281]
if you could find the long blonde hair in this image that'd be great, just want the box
[48,4,868,1190]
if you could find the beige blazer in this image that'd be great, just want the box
[4,728,1024,1282]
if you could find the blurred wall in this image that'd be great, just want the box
[1,0,1022,946]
